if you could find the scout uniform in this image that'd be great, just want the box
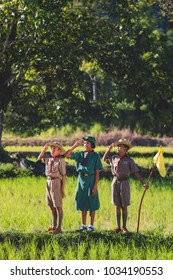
[103,138,146,233]
[106,153,139,207]
[43,143,66,208]
[71,136,103,211]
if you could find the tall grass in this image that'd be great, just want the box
[0,231,173,260]
[4,145,173,174]
[0,167,173,260]
[5,145,173,155]
[0,176,173,234]
[3,123,104,141]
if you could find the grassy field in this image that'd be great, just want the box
[0,175,173,260]
[0,145,173,260]
[5,145,173,155]
[0,176,173,233]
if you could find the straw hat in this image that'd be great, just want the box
[114,139,132,150]
[48,142,66,155]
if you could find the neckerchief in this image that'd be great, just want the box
[83,150,94,166]
[114,154,125,176]
[49,155,61,172]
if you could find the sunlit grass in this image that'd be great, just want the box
[0,176,173,235]
[4,145,173,172]
[1,144,173,260]
[5,145,173,154]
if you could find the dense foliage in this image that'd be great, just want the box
[0,0,173,138]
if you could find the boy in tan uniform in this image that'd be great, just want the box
[38,142,66,234]
[103,139,148,233]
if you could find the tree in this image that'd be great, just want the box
[90,0,173,135]
[0,0,99,139]
[146,0,173,19]
[1,0,173,141]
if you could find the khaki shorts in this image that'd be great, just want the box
[46,178,62,207]
[111,177,130,207]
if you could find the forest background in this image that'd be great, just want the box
[1,0,173,147]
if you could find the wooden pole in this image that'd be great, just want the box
[136,164,156,233]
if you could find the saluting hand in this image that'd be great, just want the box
[107,143,115,151]
[75,139,84,147]
[43,143,49,152]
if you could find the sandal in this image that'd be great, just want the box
[122,227,129,233]
[50,228,62,234]
[47,227,56,232]
[113,227,121,233]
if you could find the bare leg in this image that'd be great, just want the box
[76,211,87,232]
[50,206,57,228]
[82,211,87,225]
[57,207,63,230]
[122,206,128,228]
[89,211,95,226]
[116,206,121,229]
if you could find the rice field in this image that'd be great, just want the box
[0,175,173,260]
[0,145,173,260]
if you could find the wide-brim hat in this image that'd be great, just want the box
[114,139,132,150]
[48,141,66,155]
[83,136,96,147]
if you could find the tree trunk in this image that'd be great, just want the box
[0,110,13,163]
[0,110,3,148]
[90,74,98,101]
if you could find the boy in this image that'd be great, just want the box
[38,141,66,234]
[102,139,148,233]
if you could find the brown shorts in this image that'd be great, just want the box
[111,177,130,207]
[46,178,62,207]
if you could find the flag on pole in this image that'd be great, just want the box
[153,146,166,177]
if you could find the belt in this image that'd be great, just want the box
[79,173,94,176]
[114,176,129,182]
[47,176,59,180]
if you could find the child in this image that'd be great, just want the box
[38,141,66,234]
[65,136,103,232]
[102,139,148,233]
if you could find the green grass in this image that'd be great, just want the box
[5,145,173,154]
[0,175,173,260]
[4,145,173,172]
[0,177,169,232]
[1,143,173,260]
[0,230,173,260]
[2,123,105,139]
[5,145,173,167]
[0,176,173,234]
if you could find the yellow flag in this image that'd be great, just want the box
[153,146,166,177]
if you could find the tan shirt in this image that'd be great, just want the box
[106,154,139,179]
[43,157,66,177]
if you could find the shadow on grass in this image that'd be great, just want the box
[1,229,173,260]
[1,229,173,250]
